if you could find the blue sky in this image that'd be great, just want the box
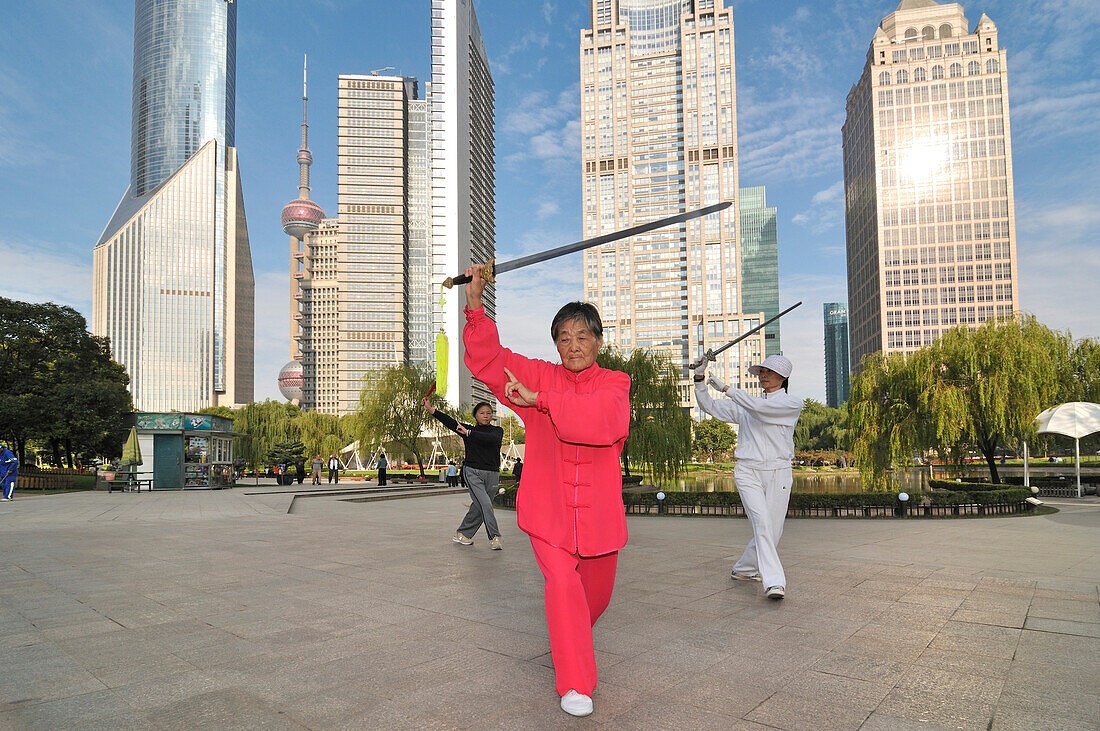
[2,0,1097,405]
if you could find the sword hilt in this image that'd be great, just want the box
[689,350,715,371]
[443,260,496,288]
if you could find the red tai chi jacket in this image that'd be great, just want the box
[463,307,631,556]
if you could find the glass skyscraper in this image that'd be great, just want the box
[739,186,781,358]
[93,0,254,412]
[823,302,851,408]
[843,0,1018,369]
[431,0,496,408]
[581,0,765,409]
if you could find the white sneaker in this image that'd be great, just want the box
[765,585,785,600]
[560,689,593,717]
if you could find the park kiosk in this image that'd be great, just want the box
[130,413,239,489]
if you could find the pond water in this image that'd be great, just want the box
[650,469,928,494]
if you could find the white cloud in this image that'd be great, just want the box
[792,180,844,234]
[536,200,560,219]
[0,238,93,315]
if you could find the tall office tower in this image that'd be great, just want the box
[843,0,1018,370]
[93,0,254,412]
[431,0,496,408]
[282,57,325,407]
[407,98,435,368]
[823,302,852,408]
[581,0,764,410]
[739,186,781,358]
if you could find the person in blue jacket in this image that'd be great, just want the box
[0,443,19,501]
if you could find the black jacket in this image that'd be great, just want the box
[431,411,503,472]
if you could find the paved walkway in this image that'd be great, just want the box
[1,488,1097,730]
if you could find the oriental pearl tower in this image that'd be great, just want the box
[279,56,324,406]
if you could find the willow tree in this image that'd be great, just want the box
[297,409,346,462]
[848,350,929,490]
[357,364,438,476]
[850,315,1066,487]
[233,400,302,467]
[596,347,692,482]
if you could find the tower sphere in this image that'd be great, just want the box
[278,360,304,402]
[281,198,325,240]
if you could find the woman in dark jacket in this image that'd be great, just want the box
[421,399,505,550]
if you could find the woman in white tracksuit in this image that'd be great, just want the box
[694,355,803,600]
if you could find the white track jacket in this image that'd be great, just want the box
[695,382,804,470]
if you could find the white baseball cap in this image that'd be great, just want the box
[748,355,793,379]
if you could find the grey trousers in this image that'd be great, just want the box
[457,466,501,539]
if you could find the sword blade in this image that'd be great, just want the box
[691,301,803,370]
[445,201,731,287]
[496,201,731,274]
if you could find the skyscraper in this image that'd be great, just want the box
[93,0,254,412]
[843,0,1018,369]
[739,186,781,358]
[289,74,424,415]
[580,0,767,409]
[823,302,851,408]
[431,0,496,407]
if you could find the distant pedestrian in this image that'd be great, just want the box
[311,455,323,485]
[0,443,18,501]
[295,461,305,484]
[446,459,458,487]
[421,397,504,550]
[512,457,523,486]
[328,453,340,484]
[377,452,388,486]
[694,355,804,601]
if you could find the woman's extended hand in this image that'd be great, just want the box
[463,264,487,310]
[456,424,469,436]
[420,396,435,414]
[503,367,538,408]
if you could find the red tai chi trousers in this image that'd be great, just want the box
[529,536,619,696]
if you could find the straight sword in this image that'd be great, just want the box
[689,301,803,370]
[443,201,732,288]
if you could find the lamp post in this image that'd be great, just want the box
[657,491,666,515]
[898,491,910,517]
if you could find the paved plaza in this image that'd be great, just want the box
[0,486,1097,730]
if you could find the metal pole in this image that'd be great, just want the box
[1023,441,1029,489]
[1076,437,1081,498]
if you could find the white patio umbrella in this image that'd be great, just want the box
[1034,402,1100,498]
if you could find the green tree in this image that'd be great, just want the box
[499,413,525,444]
[0,298,132,465]
[794,399,848,452]
[596,347,692,481]
[233,400,301,467]
[357,365,438,476]
[693,418,736,462]
[850,315,1065,488]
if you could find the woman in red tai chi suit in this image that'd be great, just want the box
[459,264,630,718]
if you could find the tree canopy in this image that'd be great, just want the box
[0,297,132,465]
[356,364,440,476]
[597,347,692,481]
[693,418,736,462]
[849,315,1070,488]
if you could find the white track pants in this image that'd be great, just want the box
[732,464,792,589]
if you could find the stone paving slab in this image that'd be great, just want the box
[0,490,1097,729]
